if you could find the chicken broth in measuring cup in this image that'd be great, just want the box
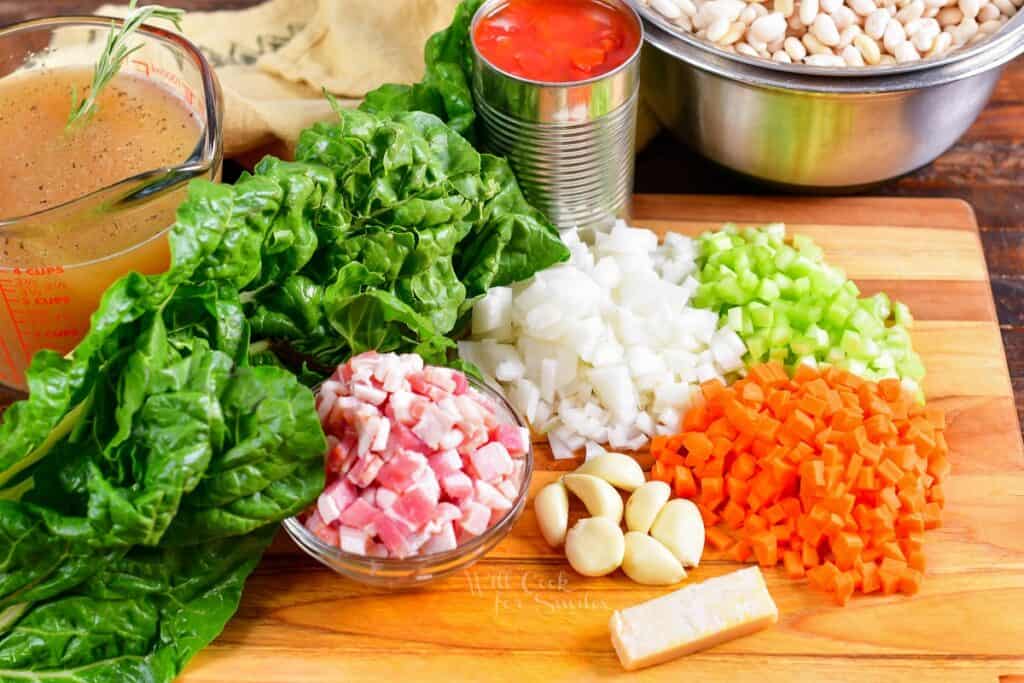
[0,17,221,392]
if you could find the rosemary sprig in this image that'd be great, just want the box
[66,0,185,129]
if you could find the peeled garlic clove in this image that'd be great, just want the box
[625,481,672,534]
[534,480,570,548]
[574,452,646,491]
[649,498,706,568]
[565,517,625,577]
[622,531,687,585]
[563,473,624,524]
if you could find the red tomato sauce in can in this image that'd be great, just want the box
[473,0,641,83]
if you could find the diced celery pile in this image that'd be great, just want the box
[693,224,925,384]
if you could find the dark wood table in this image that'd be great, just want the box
[2,0,1022,432]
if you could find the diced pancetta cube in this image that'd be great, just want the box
[458,501,492,537]
[317,478,356,525]
[407,469,441,506]
[392,487,438,530]
[434,502,462,525]
[424,366,458,393]
[452,371,468,395]
[375,511,416,558]
[439,428,465,451]
[474,480,514,512]
[497,478,520,501]
[371,418,391,452]
[422,522,458,554]
[386,420,431,455]
[491,423,526,455]
[454,394,484,425]
[327,433,357,474]
[468,442,513,482]
[457,424,490,456]
[398,353,424,375]
[366,542,389,558]
[353,382,388,406]
[376,487,398,509]
[305,510,340,546]
[412,404,457,449]
[388,391,421,426]
[376,451,428,492]
[347,453,385,488]
[339,498,379,529]
[338,525,370,554]
[508,459,526,486]
[428,450,463,479]
[441,471,474,500]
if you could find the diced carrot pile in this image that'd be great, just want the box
[650,361,949,605]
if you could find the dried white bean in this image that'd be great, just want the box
[565,517,625,577]
[851,0,879,14]
[812,12,842,43]
[958,0,980,18]
[754,3,771,15]
[736,40,762,54]
[719,20,748,43]
[768,36,786,51]
[833,5,859,28]
[535,481,570,548]
[673,14,695,30]
[775,0,796,16]
[649,499,705,567]
[904,17,923,34]
[803,30,835,53]
[839,23,863,46]
[751,11,789,41]
[652,0,684,18]
[895,40,922,59]
[806,52,848,63]
[880,53,898,62]
[978,2,1001,18]
[938,6,964,23]
[741,4,760,22]
[924,5,941,15]
[773,48,795,60]
[821,0,843,12]
[789,11,807,28]
[563,473,624,523]
[883,17,907,50]
[928,29,954,54]
[622,532,687,586]
[785,34,809,57]
[854,32,884,61]
[866,8,891,38]
[625,481,672,534]
[952,16,979,42]
[924,0,948,7]
[799,0,820,25]
[898,0,926,20]
[913,18,941,48]
[707,15,732,40]
[678,0,699,15]
[979,17,1003,30]
[841,43,867,63]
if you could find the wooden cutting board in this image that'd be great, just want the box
[182,195,1024,683]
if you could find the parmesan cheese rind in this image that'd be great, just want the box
[609,566,779,671]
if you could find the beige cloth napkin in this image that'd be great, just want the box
[96,0,460,156]
[97,0,660,157]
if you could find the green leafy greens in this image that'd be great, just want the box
[1,1,569,676]
[0,93,566,683]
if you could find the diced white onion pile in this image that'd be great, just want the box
[460,221,746,459]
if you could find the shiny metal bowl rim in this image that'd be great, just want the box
[641,12,1024,92]
[470,0,645,88]
[630,0,1024,79]
[284,376,534,574]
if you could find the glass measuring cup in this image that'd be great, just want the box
[0,17,223,393]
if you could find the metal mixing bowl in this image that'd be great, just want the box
[633,4,1024,189]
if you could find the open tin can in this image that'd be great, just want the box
[470,0,643,231]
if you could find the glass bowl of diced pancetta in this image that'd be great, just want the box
[284,352,534,589]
